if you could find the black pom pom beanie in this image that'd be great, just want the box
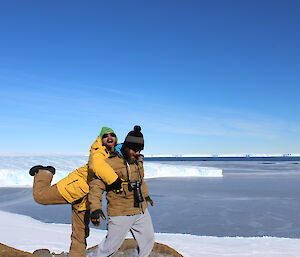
[123,125,144,151]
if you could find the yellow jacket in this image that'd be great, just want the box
[56,137,118,211]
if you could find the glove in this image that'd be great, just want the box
[107,177,125,194]
[29,165,44,176]
[114,144,123,156]
[29,165,56,176]
[90,209,106,227]
[145,196,154,206]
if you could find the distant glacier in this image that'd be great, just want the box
[0,154,222,187]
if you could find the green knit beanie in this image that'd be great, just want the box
[99,127,118,142]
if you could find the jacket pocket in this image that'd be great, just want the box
[65,178,89,202]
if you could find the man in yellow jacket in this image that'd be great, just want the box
[29,127,121,257]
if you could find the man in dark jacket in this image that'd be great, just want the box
[88,126,155,257]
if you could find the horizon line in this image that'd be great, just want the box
[0,153,300,158]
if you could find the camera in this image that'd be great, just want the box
[128,181,144,206]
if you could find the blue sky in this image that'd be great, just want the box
[0,0,299,155]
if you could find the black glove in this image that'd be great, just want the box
[29,165,55,176]
[90,209,106,227]
[145,196,154,206]
[107,177,125,194]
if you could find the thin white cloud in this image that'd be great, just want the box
[99,87,141,98]
[0,69,136,100]
[133,106,294,140]
[1,69,298,141]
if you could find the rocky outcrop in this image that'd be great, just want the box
[0,243,33,257]
[0,239,183,257]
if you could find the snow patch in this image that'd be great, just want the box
[0,210,299,257]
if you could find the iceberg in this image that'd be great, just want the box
[0,155,222,187]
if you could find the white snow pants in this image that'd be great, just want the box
[89,209,155,257]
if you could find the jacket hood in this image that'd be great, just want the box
[90,136,104,154]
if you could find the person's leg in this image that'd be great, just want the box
[88,215,135,257]
[130,209,155,257]
[33,170,68,205]
[69,207,90,257]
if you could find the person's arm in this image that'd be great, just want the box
[88,137,118,185]
[88,177,106,212]
[142,179,154,206]
[88,177,106,226]
[138,159,154,206]
[142,178,149,197]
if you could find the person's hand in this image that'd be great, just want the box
[107,177,126,194]
[29,165,56,176]
[145,196,154,206]
[90,209,106,226]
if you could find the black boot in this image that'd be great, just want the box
[29,165,56,176]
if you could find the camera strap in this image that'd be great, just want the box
[124,160,143,184]
[136,163,143,183]
[125,161,131,183]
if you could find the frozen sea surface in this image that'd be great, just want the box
[1,160,300,238]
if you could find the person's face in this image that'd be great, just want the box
[101,132,117,150]
[124,147,141,163]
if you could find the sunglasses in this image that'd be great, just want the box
[128,146,143,152]
[102,133,116,139]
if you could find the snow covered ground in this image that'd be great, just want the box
[1,210,300,257]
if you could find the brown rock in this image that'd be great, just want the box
[0,243,33,257]
[0,239,184,257]
[33,249,52,256]
[87,239,184,257]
